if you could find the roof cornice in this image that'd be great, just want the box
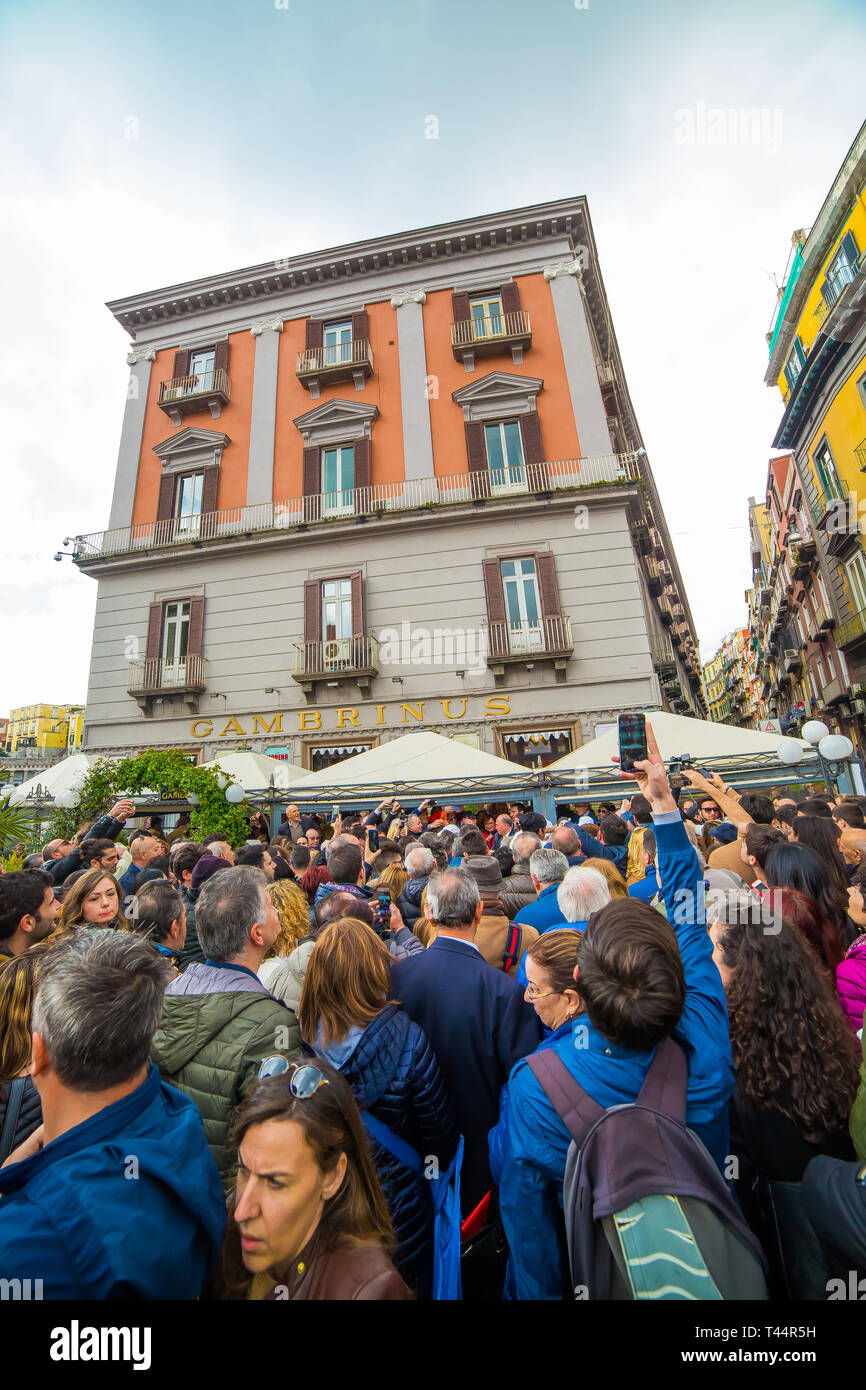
[106,197,592,331]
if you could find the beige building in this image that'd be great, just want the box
[72,200,705,773]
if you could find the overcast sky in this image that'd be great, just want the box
[1,0,864,714]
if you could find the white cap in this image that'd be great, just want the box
[578,814,594,826]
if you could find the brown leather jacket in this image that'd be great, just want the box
[261,1228,411,1301]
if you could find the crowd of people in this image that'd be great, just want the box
[2,730,866,1301]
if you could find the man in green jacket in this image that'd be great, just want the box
[151,864,300,1187]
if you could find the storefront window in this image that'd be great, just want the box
[502,727,573,768]
[308,742,373,773]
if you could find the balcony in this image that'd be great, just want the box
[157,369,230,425]
[783,649,803,676]
[296,339,373,396]
[814,253,864,328]
[127,656,207,714]
[835,608,866,651]
[72,452,644,563]
[484,616,573,686]
[292,636,379,702]
[856,436,866,473]
[650,631,676,673]
[451,310,532,368]
[645,558,662,597]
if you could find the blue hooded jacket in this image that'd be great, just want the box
[490,813,735,1300]
[0,1065,226,1299]
[312,1002,458,1298]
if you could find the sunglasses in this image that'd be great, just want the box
[257,1057,330,1098]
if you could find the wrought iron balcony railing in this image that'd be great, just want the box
[157,369,230,422]
[484,615,573,662]
[127,655,207,695]
[296,339,374,390]
[451,309,532,357]
[73,453,643,561]
[293,636,378,680]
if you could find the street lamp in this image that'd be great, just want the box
[777,720,856,793]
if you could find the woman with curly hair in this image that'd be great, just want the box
[710,904,858,1298]
[259,878,312,993]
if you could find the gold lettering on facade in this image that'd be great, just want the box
[190,719,213,738]
[298,711,322,730]
[253,714,283,734]
[400,702,424,722]
[220,717,246,736]
[374,704,386,724]
[440,698,467,719]
[336,708,360,727]
[485,696,511,716]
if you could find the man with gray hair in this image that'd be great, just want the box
[151,865,300,1185]
[514,847,571,933]
[0,929,226,1299]
[501,831,541,919]
[394,869,541,1219]
[556,865,611,930]
[397,844,435,927]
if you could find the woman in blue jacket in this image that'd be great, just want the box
[298,915,459,1299]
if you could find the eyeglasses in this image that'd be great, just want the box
[257,1057,330,1098]
[525,983,560,1002]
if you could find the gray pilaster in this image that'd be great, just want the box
[390,290,435,481]
[108,349,155,530]
[544,262,611,457]
[247,318,283,505]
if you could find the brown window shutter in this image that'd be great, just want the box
[305,320,323,351]
[172,349,190,379]
[145,602,164,662]
[213,341,229,372]
[465,421,490,500]
[350,571,364,636]
[482,559,508,656]
[500,281,521,314]
[351,311,369,343]
[535,552,562,618]
[353,437,371,515]
[303,581,321,674]
[156,473,176,524]
[200,467,219,515]
[451,291,470,323]
[302,446,320,521]
[186,597,205,658]
[519,410,547,489]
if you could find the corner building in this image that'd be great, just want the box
[74,199,705,773]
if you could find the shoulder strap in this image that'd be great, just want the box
[0,1078,28,1166]
[361,1110,423,1174]
[636,1036,688,1121]
[501,922,522,973]
[527,1048,606,1147]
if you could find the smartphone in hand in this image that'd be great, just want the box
[376,892,392,933]
[618,712,648,773]
[368,826,380,851]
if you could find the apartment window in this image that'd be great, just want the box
[162,601,190,683]
[323,320,353,366]
[189,349,216,391]
[824,231,860,304]
[175,472,204,536]
[857,370,866,411]
[469,293,504,340]
[321,445,355,516]
[846,552,866,615]
[484,420,526,493]
[813,441,844,502]
[783,338,806,392]
[322,579,353,644]
[501,557,542,652]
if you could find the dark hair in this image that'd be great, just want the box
[147,854,170,875]
[576,898,685,1050]
[765,886,846,974]
[518,812,547,835]
[326,841,363,886]
[290,846,312,872]
[270,850,295,881]
[717,919,858,1141]
[797,797,833,819]
[220,1064,396,1297]
[78,838,117,866]
[493,846,515,877]
[775,804,798,830]
[456,827,487,858]
[791,817,850,902]
[315,890,375,935]
[417,835,449,871]
[764,841,850,939]
[598,814,628,847]
[630,794,653,825]
[0,870,53,943]
[743,823,785,872]
[235,844,268,871]
[129,879,185,944]
[347,821,366,841]
[738,793,774,825]
[854,859,866,896]
[170,842,205,880]
[834,801,866,830]
[202,831,233,850]
[640,828,657,862]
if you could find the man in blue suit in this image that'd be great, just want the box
[392,869,541,1217]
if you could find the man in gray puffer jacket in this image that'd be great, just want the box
[151,865,300,1188]
[396,845,435,927]
[500,832,542,920]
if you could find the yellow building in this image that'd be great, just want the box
[702,650,727,722]
[765,119,866,746]
[5,704,85,755]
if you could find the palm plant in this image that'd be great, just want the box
[0,797,35,852]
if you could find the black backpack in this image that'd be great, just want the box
[528,1037,769,1300]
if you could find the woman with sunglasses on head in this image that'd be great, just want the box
[218,1059,410,1300]
[298,916,458,1300]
